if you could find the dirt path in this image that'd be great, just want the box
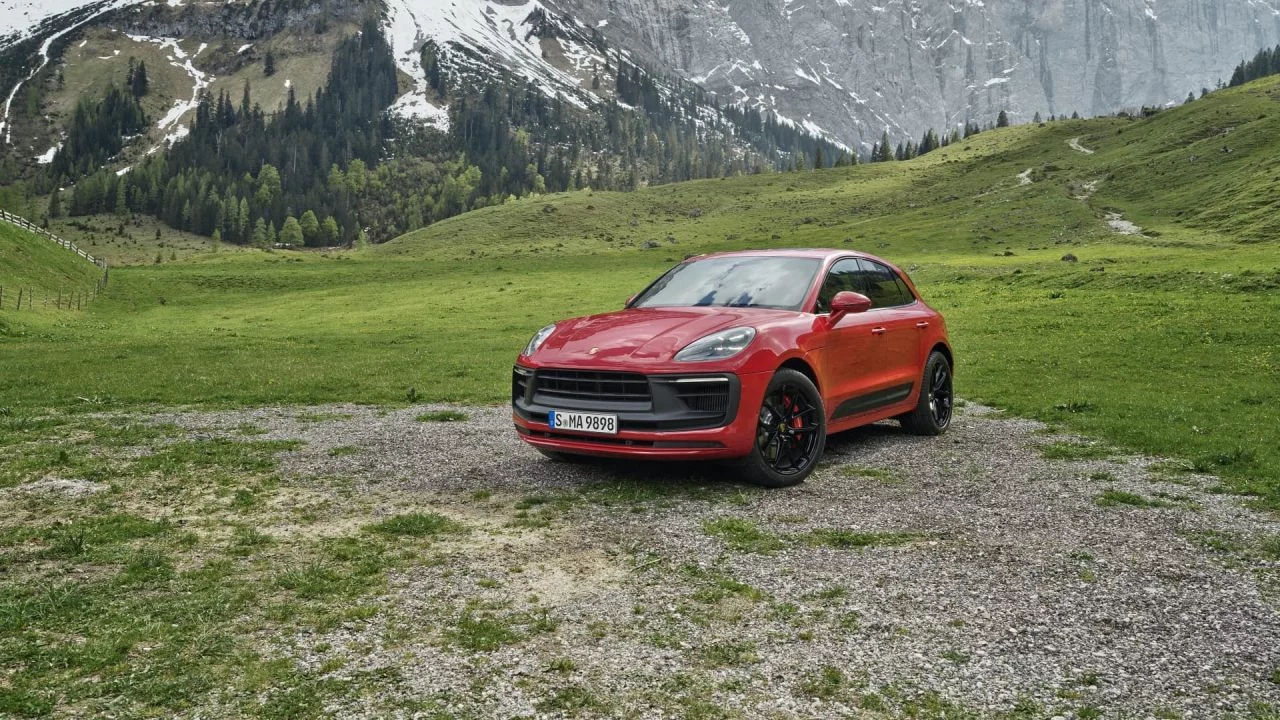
[144,402,1280,718]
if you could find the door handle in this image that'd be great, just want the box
[871,327,886,335]
[916,321,930,329]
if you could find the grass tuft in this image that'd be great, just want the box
[701,517,785,554]
[415,410,469,423]
[364,512,464,537]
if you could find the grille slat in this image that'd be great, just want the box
[533,369,652,406]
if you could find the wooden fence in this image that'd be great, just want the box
[0,209,109,312]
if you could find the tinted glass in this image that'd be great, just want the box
[814,258,864,313]
[893,273,916,304]
[857,259,908,308]
[631,256,822,311]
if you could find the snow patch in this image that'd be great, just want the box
[35,144,59,163]
[237,43,253,53]
[1068,137,1095,155]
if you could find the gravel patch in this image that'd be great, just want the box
[142,402,1280,718]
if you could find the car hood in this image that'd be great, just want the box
[532,307,795,366]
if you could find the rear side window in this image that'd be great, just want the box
[814,258,863,313]
[857,259,910,308]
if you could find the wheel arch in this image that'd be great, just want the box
[930,342,954,374]
[778,356,820,392]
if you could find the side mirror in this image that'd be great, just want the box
[829,291,871,324]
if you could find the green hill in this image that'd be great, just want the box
[0,76,1278,505]
[0,221,102,309]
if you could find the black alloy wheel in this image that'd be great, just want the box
[900,351,954,436]
[736,368,826,487]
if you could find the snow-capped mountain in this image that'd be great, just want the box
[3,0,1279,155]
[543,0,1280,150]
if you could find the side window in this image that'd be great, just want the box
[893,273,916,304]
[857,259,908,308]
[814,259,863,313]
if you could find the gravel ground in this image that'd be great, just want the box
[153,403,1280,719]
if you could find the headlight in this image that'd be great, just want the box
[523,323,557,356]
[675,327,756,362]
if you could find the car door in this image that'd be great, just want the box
[813,258,882,419]
[856,258,929,403]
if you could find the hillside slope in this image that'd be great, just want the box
[0,76,1278,505]
[0,220,100,304]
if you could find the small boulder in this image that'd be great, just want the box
[1061,253,1078,263]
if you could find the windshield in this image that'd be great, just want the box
[631,256,822,311]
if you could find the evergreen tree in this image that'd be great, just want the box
[997,110,1010,127]
[211,228,222,251]
[1185,91,1196,104]
[264,50,276,77]
[876,131,893,162]
[321,215,340,245]
[1033,111,1042,123]
[280,215,302,246]
[252,217,267,247]
[47,189,62,219]
[127,59,149,98]
[814,145,824,170]
[299,209,320,245]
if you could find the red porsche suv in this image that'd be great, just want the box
[512,249,953,487]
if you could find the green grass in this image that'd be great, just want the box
[414,410,469,423]
[701,517,785,554]
[0,222,101,310]
[1094,489,1170,508]
[802,529,920,549]
[3,76,1280,508]
[364,512,465,537]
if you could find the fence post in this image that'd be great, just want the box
[17,287,22,311]
[28,288,33,311]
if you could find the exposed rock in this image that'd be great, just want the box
[551,0,1280,149]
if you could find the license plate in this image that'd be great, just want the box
[548,410,618,435]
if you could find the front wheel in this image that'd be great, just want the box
[899,351,953,435]
[733,368,827,488]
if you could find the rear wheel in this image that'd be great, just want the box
[734,368,826,488]
[899,351,953,435]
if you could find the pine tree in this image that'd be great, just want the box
[129,60,149,97]
[46,189,62,220]
[997,110,1010,127]
[280,215,302,246]
[299,210,320,245]
[814,146,825,170]
[264,51,276,77]
[321,215,340,245]
[211,228,222,251]
[252,217,267,247]
[1185,91,1195,104]
[876,131,893,162]
[1033,111,1042,123]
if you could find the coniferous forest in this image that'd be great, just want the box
[27,16,855,245]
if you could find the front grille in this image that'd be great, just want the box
[673,380,732,414]
[533,369,651,404]
[512,366,531,402]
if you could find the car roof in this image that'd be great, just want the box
[690,248,878,262]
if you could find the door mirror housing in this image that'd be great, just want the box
[828,291,872,324]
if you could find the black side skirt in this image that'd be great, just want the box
[832,383,914,420]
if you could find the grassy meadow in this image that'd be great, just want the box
[2,76,1279,507]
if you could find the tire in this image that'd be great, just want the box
[732,368,827,488]
[899,351,954,436]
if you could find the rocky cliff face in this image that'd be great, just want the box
[549,0,1280,150]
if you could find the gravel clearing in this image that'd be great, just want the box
[150,402,1280,718]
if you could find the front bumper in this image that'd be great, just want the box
[511,366,771,460]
